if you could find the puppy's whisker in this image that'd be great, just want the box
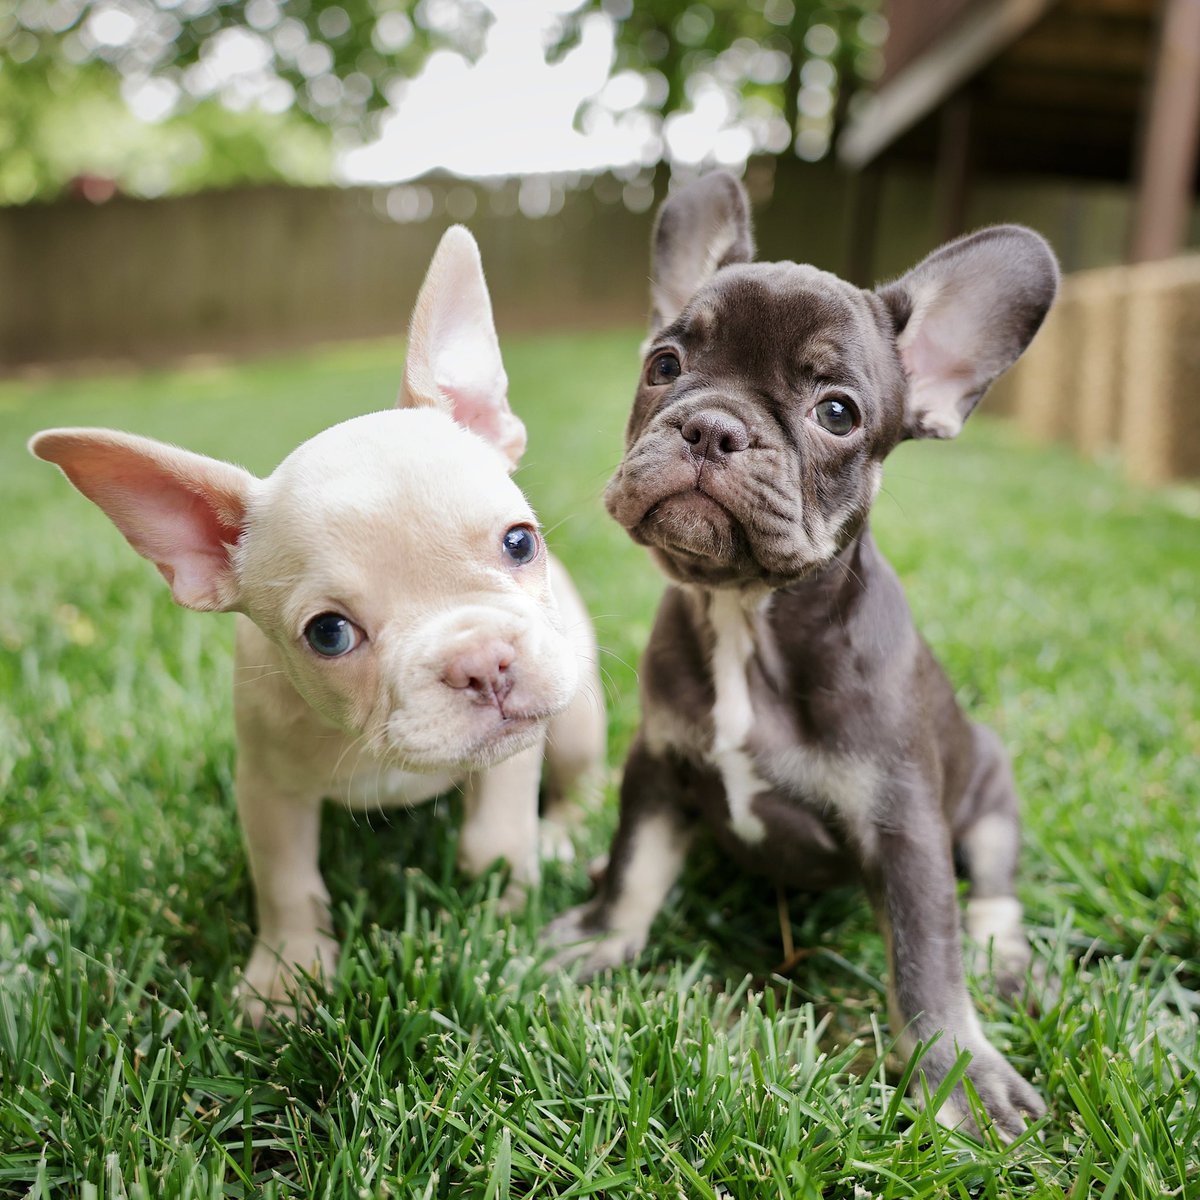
[232,669,290,688]
[331,727,375,790]
[597,646,639,677]
[878,485,908,519]
[540,513,581,539]
[593,659,623,709]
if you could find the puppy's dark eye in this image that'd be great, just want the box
[502,524,539,565]
[648,351,682,386]
[304,613,363,657]
[811,395,859,436]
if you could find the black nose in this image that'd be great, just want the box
[680,410,750,463]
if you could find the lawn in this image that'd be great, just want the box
[1,329,1198,1199]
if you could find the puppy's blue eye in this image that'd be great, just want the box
[502,525,539,565]
[812,396,858,436]
[305,613,361,657]
[648,351,682,385]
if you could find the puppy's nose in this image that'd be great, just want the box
[442,641,516,708]
[680,410,749,462]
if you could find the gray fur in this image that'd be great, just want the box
[546,172,1059,1142]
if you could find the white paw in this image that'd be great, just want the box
[236,932,339,1026]
[541,903,646,978]
[965,897,1033,999]
[494,879,531,916]
[538,817,576,864]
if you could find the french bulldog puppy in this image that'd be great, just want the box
[545,172,1058,1140]
[31,226,605,1023]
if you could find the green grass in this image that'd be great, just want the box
[1,329,1198,1198]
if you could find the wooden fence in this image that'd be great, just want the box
[990,255,1200,484]
[3,160,1198,481]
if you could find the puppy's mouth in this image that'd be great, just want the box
[609,457,837,588]
[627,484,829,589]
[386,710,550,773]
[459,710,550,765]
[637,489,740,561]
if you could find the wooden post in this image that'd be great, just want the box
[1129,0,1200,263]
[935,89,974,243]
[1120,256,1200,483]
[845,164,883,286]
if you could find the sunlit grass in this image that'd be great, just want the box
[1,330,1197,1197]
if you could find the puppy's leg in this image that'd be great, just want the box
[955,723,1032,999]
[541,676,606,862]
[541,556,608,858]
[543,735,692,976]
[869,802,1045,1143]
[235,766,337,1025]
[459,738,543,910]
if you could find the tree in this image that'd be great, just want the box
[1,0,485,203]
[558,0,884,165]
[1,0,884,204]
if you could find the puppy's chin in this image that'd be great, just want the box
[385,715,547,774]
[641,491,735,555]
[611,476,865,590]
[622,491,759,587]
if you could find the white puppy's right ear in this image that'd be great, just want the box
[400,225,527,470]
[29,428,257,612]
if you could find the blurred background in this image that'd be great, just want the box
[3,0,1198,483]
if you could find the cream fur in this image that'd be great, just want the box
[30,227,605,1023]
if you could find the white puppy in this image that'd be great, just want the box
[30,226,605,1022]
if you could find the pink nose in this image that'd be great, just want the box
[442,641,516,708]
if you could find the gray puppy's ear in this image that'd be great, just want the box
[649,171,755,333]
[877,225,1059,440]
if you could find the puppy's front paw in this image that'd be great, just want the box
[541,902,646,978]
[927,1045,1045,1144]
[538,817,576,865]
[965,897,1033,1001]
[236,933,339,1027]
[494,879,531,916]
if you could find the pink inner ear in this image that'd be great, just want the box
[43,435,251,611]
[109,483,242,606]
[898,296,981,435]
[901,306,961,386]
[427,339,527,467]
[436,375,527,466]
[450,385,508,445]
[404,226,527,467]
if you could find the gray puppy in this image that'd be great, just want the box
[546,172,1058,1140]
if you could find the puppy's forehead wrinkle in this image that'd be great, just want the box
[675,266,879,384]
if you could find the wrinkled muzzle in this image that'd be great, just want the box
[606,413,864,588]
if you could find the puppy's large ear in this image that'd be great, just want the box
[650,171,755,333]
[400,224,526,470]
[29,428,256,611]
[877,225,1059,440]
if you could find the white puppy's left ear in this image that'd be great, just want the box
[877,225,1059,440]
[400,225,527,470]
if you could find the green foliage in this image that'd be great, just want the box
[1,331,1198,1196]
[560,0,883,157]
[0,0,473,203]
[0,62,332,205]
[3,0,887,203]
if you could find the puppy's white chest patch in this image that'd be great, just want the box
[341,764,457,812]
[707,592,771,843]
